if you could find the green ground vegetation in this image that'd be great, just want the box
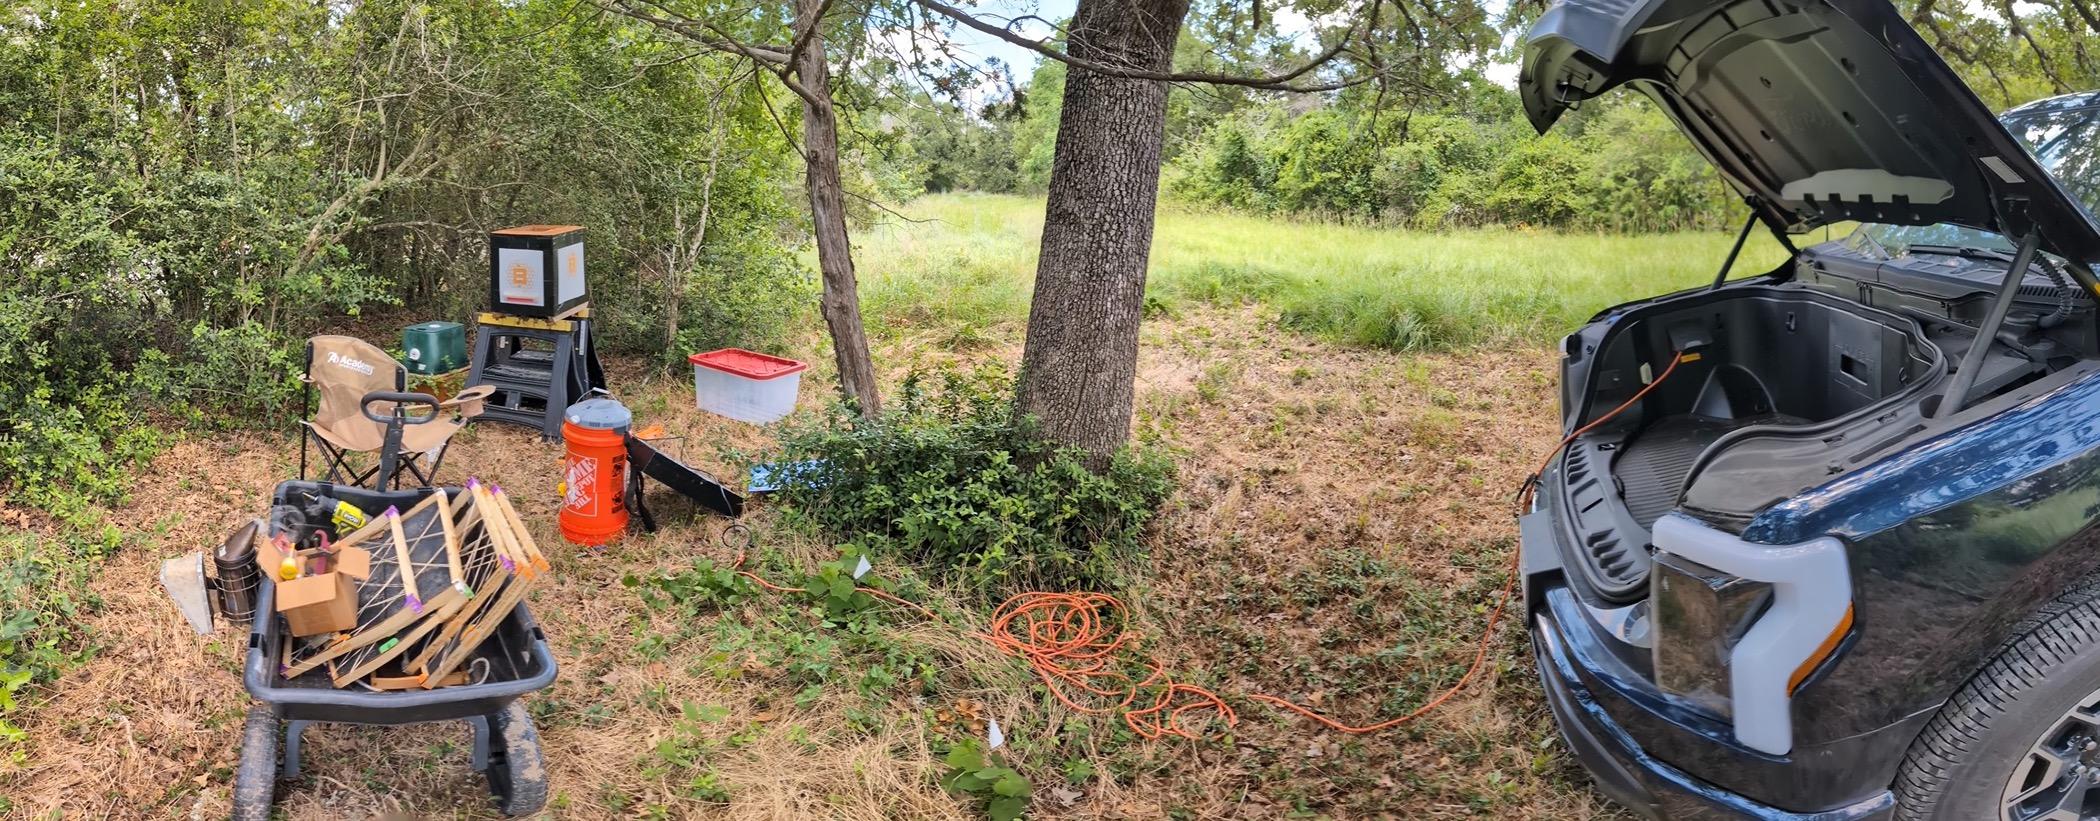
[857,193,1801,352]
[764,365,1177,596]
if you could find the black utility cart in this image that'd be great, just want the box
[233,482,558,820]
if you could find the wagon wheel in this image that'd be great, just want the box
[230,707,279,821]
[484,701,548,816]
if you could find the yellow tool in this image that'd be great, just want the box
[329,500,369,533]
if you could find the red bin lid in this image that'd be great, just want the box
[689,348,808,380]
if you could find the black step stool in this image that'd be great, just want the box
[466,306,606,440]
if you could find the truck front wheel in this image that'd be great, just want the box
[1896,583,2100,821]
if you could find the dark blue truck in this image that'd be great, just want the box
[1518,0,2100,818]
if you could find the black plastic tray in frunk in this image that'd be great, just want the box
[243,481,557,724]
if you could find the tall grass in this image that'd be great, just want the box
[855,193,1805,352]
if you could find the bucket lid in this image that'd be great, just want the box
[565,397,632,430]
[689,348,808,380]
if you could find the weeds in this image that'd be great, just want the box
[765,365,1176,595]
[626,557,758,612]
[941,739,1032,821]
[0,526,117,750]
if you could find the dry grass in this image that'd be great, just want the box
[0,304,1629,819]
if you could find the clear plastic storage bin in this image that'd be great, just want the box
[689,348,806,424]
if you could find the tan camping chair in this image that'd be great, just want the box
[299,335,493,489]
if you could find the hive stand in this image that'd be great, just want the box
[465,306,606,440]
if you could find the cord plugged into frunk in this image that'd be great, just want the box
[1666,319,1716,361]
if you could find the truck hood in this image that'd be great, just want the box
[1520,0,2100,263]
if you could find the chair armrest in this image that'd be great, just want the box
[442,384,494,419]
[441,384,496,408]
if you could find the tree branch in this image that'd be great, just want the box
[606,0,792,62]
[911,0,1384,92]
[600,0,829,106]
[1998,0,2070,93]
[845,187,936,223]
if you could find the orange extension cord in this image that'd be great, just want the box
[728,352,1689,739]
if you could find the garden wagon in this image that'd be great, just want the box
[232,481,558,820]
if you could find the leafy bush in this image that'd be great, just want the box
[136,321,305,425]
[768,366,1176,595]
[0,381,163,518]
[0,134,166,514]
[600,247,815,373]
[1164,99,1734,232]
[1170,116,1274,212]
[0,526,116,748]
[1269,110,1380,218]
[1483,131,1592,227]
[1575,102,1738,232]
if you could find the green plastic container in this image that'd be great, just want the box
[402,321,466,375]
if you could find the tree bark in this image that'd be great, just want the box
[794,0,882,415]
[1015,0,1191,463]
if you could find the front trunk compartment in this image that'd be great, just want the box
[1553,284,1945,602]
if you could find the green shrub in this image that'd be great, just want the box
[598,226,813,373]
[1269,110,1380,218]
[1574,102,1736,232]
[1168,116,1274,212]
[0,526,116,747]
[1483,131,1591,227]
[767,366,1176,595]
[0,379,163,517]
[1159,99,1735,232]
[136,321,304,426]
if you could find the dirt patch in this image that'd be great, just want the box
[0,307,1625,819]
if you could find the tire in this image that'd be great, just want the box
[230,707,279,821]
[1896,580,2100,820]
[485,701,548,816]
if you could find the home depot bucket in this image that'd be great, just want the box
[559,397,630,546]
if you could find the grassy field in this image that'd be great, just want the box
[0,197,1783,819]
[857,193,1798,350]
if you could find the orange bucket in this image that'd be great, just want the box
[559,398,631,546]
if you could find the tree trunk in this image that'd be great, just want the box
[1016,0,1190,463]
[794,1,883,415]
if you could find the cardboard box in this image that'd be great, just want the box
[334,545,372,578]
[277,572,357,636]
[263,543,373,638]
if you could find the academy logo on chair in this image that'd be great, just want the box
[326,350,377,376]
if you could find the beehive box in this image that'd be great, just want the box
[488,225,587,318]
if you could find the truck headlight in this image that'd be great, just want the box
[1652,551,1772,719]
[1648,515,1855,755]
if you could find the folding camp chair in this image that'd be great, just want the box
[299,335,493,490]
